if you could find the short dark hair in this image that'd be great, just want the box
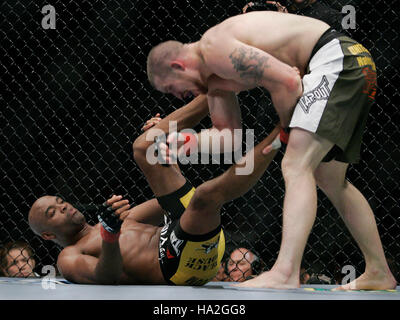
[0,241,34,270]
[146,40,183,87]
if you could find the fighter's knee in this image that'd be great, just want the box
[281,155,301,180]
[281,129,332,181]
[285,70,302,96]
[191,182,222,211]
[281,153,316,186]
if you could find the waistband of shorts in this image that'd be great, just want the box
[307,27,345,67]
[175,220,222,242]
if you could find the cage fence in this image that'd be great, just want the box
[0,0,399,283]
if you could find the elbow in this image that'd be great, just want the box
[285,72,302,97]
[132,136,148,164]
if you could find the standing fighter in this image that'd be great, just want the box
[28,95,282,285]
[146,11,396,289]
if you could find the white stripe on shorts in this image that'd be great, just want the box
[289,38,344,133]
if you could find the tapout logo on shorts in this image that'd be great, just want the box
[298,75,330,114]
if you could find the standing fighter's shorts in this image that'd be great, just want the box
[156,180,225,286]
[290,28,377,163]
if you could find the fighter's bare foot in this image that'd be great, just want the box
[333,270,397,291]
[234,270,300,289]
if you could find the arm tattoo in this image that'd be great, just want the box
[229,47,269,85]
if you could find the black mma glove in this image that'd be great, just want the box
[98,202,123,235]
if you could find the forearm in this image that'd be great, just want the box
[95,195,127,285]
[272,86,301,114]
[133,95,209,151]
[160,94,209,131]
[208,90,242,130]
[270,76,303,127]
[198,90,242,154]
[94,240,123,285]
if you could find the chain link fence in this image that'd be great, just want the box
[1,0,399,283]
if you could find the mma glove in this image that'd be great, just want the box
[154,132,198,167]
[98,202,123,243]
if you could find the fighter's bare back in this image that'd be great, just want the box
[200,11,330,77]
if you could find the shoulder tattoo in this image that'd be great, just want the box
[229,47,269,85]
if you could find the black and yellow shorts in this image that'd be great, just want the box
[290,28,377,163]
[157,181,225,286]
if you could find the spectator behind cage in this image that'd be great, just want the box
[303,261,334,284]
[0,241,38,278]
[212,260,229,282]
[212,250,229,281]
[225,247,263,282]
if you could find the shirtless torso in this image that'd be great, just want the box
[181,11,329,127]
[200,11,329,84]
[57,216,166,284]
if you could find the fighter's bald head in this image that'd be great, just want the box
[28,195,87,247]
[28,195,54,236]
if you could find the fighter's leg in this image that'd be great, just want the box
[238,127,334,288]
[133,95,209,196]
[180,125,281,235]
[314,160,396,290]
